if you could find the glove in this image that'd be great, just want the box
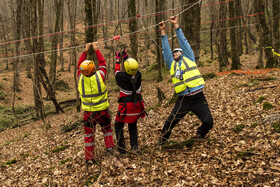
[121,48,128,59]
[116,51,121,59]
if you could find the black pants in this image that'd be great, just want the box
[160,92,213,144]
[115,121,138,153]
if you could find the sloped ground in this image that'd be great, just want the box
[0,53,280,186]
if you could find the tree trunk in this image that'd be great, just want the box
[0,12,9,70]
[218,0,229,70]
[49,0,63,92]
[144,0,151,66]
[13,0,22,92]
[181,0,201,65]
[128,0,138,59]
[155,0,164,82]
[66,0,79,111]
[244,1,255,54]
[210,21,214,60]
[84,0,94,59]
[31,0,44,119]
[38,0,45,68]
[22,0,33,78]
[229,0,241,70]
[234,0,243,56]
[92,0,99,42]
[59,0,65,72]
[66,0,77,71]
[272,0,280,66]
[255,0,274,68]
[39,65,64,114]
[244,14,249,54]
[102,0,109,49]
[208,0,216,61]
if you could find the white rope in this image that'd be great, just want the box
[0,1,202,62]
[0,2,197,46]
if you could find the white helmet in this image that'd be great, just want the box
[172,48,183,54]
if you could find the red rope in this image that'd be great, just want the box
[0,0,236,47]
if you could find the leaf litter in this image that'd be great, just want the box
[0,56,279,186]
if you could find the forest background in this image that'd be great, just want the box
[0,0,279,186]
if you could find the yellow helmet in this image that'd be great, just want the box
[124,58,138,76]
[80,60,95,76]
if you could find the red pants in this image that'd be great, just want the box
[83,109,114,160]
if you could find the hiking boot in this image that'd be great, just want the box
[107,147,114,155]
[131,146,141,154]
[157,137,167,146]
[191,134,205,140]
[86,159,96,167]
[118,147,127,155]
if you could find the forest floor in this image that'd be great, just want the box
[0,50,280,186]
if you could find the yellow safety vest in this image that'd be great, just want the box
[78,71,109,112]
[170,56,205,93]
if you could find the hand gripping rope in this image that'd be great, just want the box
[113,35,121,51]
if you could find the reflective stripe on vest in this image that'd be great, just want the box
[78,71,109,112]
[170,57,205,93]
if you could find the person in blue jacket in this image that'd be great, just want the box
[158,16,213,145]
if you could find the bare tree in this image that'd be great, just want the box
[217,0,229,71]
[102,0,109,49]
[31,0,44,119]
[208,0,218,60]
[38,0,45,68]
[66,0,77,71]
[229,0,241,70]
[155,0,165,82]
[272,0,280,66]
[66,0,80,111]
[12,0,23,92]
[254,0,274,68]
[143,0,152,66]
[21,0,33,78]
[84,0,94,59]
[181,0,201,64]
[242,0,253,54]
[128,0,138,59]
[49,0,63,90]
[59,0,65,71]
[235,0,243,56]
[92,0,99,42]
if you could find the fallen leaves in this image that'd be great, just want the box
[0,62,280,186]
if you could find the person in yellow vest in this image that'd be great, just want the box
[158,16,213,145]
[77,42,114,167]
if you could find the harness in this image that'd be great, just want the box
[117,94,146,120]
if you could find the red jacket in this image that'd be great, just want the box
[114,63,145,123]
[77,50,108,121]
[77,50,107,81]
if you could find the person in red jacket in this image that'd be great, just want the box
[114,49,145,154]
[77,42,114,167]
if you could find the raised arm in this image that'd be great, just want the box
[170,16,195,62]
[115,50,121,74]
[77,43,91,78]
[92,42,107,81]
[159,21,174,69]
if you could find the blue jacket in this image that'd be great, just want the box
[161,27,204,96]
